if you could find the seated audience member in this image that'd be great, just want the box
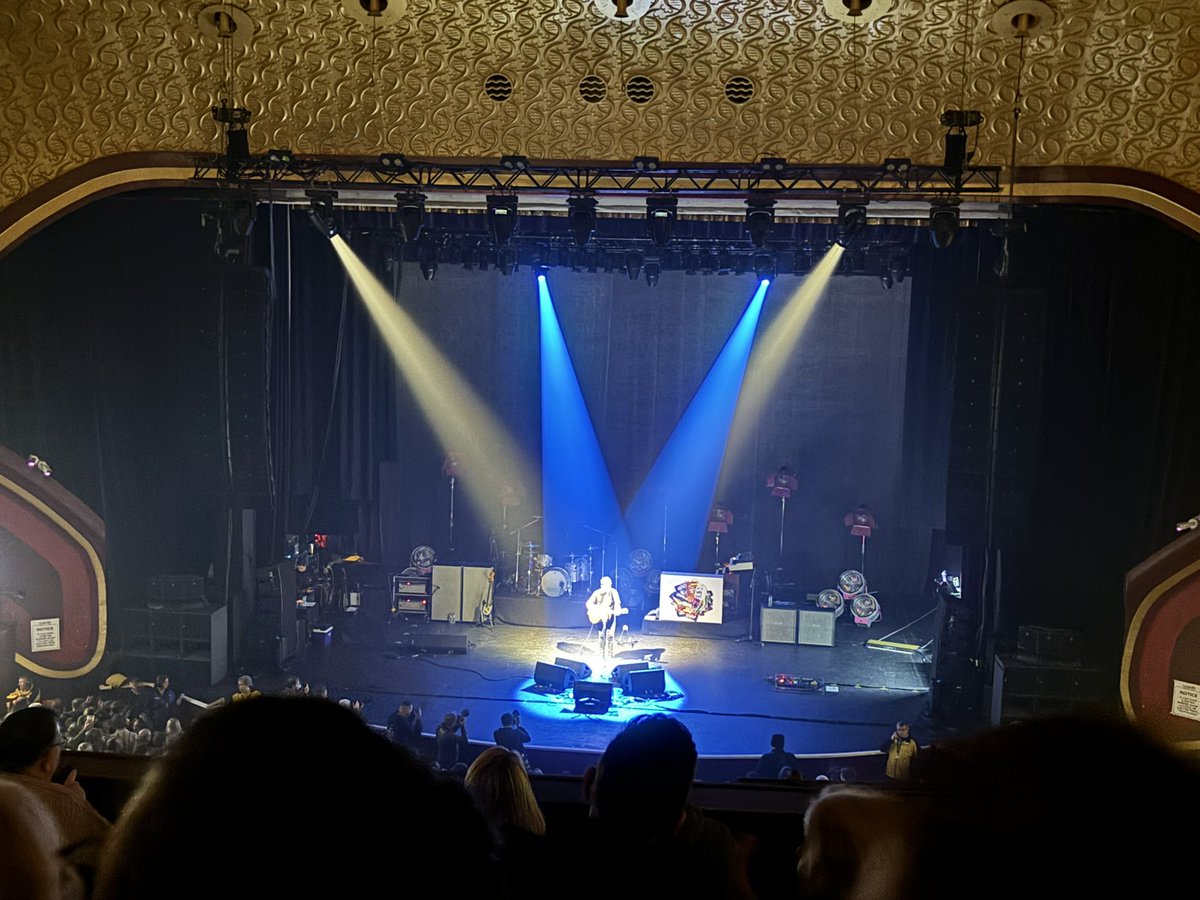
[753,733,799,778]
[0,707,110,849]
[231,674,261,702]
[386,701,423,755]
[492,710,531,757]
[6,674,40,712]
[94,697,495,900]
[577,714,752,899]
[465,746,545,840]
[0,780,82,900]
[162,717,183,751]
[435,709,469,770]
[280,676,307,696]
[797,715,1200,900]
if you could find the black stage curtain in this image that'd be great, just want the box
[923,209,1200,666]
[3,196,1198,672]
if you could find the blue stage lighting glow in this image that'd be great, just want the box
[513,668,687,724]
[624,279,770,570]
[539,276,629,565]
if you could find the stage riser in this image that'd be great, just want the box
[641,615,750,640]
[495,594,590,628]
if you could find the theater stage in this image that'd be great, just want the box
[290,589,942,762]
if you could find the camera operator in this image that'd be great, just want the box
[435,709,470,771]
[493,709,531,758]
[387,700,423,757]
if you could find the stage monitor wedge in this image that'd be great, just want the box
[554,657,593,681]
[534,661,575,692]
[573,680,613,714]
[610,661,652,682]
[624,666,666,698]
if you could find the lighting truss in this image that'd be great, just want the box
[192,155,1003,197]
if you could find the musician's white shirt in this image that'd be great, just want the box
[587,587,622,620]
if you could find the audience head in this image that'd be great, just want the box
[500,712,514,727]
[590,714,696,842]
[770,733,785,750]
[94,697,494,900]
[164,718,182,737]
[0,780,79,900]
[398,700,413,714]
[799,715,1200,900]
[235,675,254,694]
[0,707,61,777]
[465,746,545,838]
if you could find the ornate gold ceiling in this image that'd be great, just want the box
[2,0,1199,227]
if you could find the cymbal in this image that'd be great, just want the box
[586,545,600,551]
[523,542,539,550]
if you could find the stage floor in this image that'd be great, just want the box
[293,592,945,759]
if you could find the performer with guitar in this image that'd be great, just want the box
[586,576,628,658]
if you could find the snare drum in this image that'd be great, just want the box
[540,567,570,598]
[535,553,554,569]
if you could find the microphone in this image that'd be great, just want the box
[1177,516,1199,532]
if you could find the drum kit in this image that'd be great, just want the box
[515,542,598,597]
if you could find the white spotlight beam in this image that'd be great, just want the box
[723,245,845,468]
[330,235,532,535]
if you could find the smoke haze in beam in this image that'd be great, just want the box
[330,235,533,537]
[720,245,844,478]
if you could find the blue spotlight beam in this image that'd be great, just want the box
[625,279,770,570]
[539,275,629,566]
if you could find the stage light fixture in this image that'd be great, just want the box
[633,155,660,172]
[500,154,530,171]
[939,110,982,176]
[395,191,426,243]
[567,195,598,248]
[644,258,662,287]
[883,157,911,177]
[26,455,52,477]
[625,251,644,281]
[212,99,251,164]
[486,194,519,247]
[888,253,908,283]
[267,148,293,165]
[759,157,787,173]
[645,195,677,248]
[497,247,517,276]
[836,201,868,248]
[533,264,551,281]
[305,189,338,238]
[745,196,776,249]
[419,255,438,281]
[929,199,961,249]
[880,272,894,290]
[378,153,410,170]
[753,252,776,283]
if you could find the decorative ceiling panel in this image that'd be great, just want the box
[1,0,1199,212]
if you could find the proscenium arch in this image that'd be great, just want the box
[3,154,1200,259]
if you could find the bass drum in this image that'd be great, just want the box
[540,567,570,598]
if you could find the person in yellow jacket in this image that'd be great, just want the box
[881,721,918,780]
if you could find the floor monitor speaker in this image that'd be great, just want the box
[573,680,613,714]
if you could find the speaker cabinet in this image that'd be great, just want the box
[431,566,463,622]
[760,607,798,644]
[611,661,652,682]
[991,654,1104,725]
[554,657,593,681]
[624,667,666,698]
[573,680,613,714]
[534,661,575,692]
[797,609,836,647]
[395,632,469,654]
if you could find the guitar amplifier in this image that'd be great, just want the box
[392,575,431,617]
